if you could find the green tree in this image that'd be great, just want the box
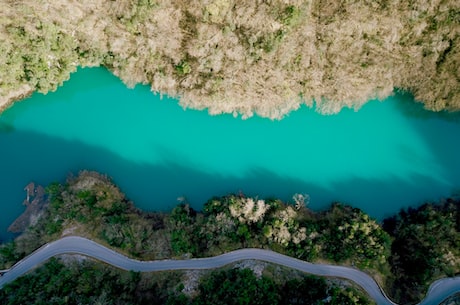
[193,269,280,305]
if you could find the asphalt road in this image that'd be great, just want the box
[0,236,458,305]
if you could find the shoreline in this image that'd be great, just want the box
[1,172,458,304]
[0,1,458,119]
[0,85,33,114]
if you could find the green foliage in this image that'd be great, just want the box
[319,204,391,268]
[0,242,24,269]
[281,275,372,305]
[0,260,373,305]
[280,276,328,305]
[255,30,286,53]
[167,293,191,305]
[175,61,192,76]
[0,258,170,305]
[4,175,457,304]
[171,195,390,269]
[1,20,79,94]
[192,269,372,305]
[23,172,168,259]
[119,0,158,30]
[45,182,63,197]
[171,230,197,255]
[329,287,373,305]
[203,197,228,216]
[170,204,200,256]
[280,5,301,27]
[171,204,197,226]
[192,268,280,305]
[44,218,63,235]
[383,199,460,303]
[236,223,251,241]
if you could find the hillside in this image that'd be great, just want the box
[1,171,458,303]
[1,0,459,118]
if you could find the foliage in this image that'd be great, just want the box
[0,259,373,305]
[16,171,170,260]
[169,204,200,256]
[383,199,460,304]
[280,276,328,305]
[319,204,391,269]
[192,268,280,305]
[0,19,79,95]
[1,0,459,118]
[1,173,458,304]
[328,287,373,305]
[0,242,24,269]
[0,258,179,305]
[175,61,192,76]
[191,269,372,305]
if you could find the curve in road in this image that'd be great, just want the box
[0,236,458,305]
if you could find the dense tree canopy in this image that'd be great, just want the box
[383,199,460,303]
[0,172,458,304]
[1,0,459,118]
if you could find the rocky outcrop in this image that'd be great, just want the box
[8,182,48,233]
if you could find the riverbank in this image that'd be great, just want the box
[1,0,458,119]
[1,171,458,304]
[0,85,33,113]
[7,182,48,233]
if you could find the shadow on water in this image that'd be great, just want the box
[0,122,15,133]
[394,91,460,124]
[1,128,453,241]
[393,91,460,200]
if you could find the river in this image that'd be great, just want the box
[1,67,460,241]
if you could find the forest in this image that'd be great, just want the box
[0,257,374,305]
[0,171,458,304]
[0,0,459,118]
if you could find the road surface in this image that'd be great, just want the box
[0,236,458,305]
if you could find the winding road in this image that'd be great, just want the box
[0,236,458,305]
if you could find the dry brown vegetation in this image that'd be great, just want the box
[0,0,458,118]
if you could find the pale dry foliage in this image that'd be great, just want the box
[229,197,269,223]
[293,193,310,210]
[264,206,308,246]
[0,0,458,118]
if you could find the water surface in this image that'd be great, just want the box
[1,67,460,241]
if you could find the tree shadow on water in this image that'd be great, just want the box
[394,91,460,123]
[392,92,460,203]
[0,128,455,241]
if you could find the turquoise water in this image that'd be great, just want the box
[1,67,460,241]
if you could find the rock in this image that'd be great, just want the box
[8,182,48,233]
